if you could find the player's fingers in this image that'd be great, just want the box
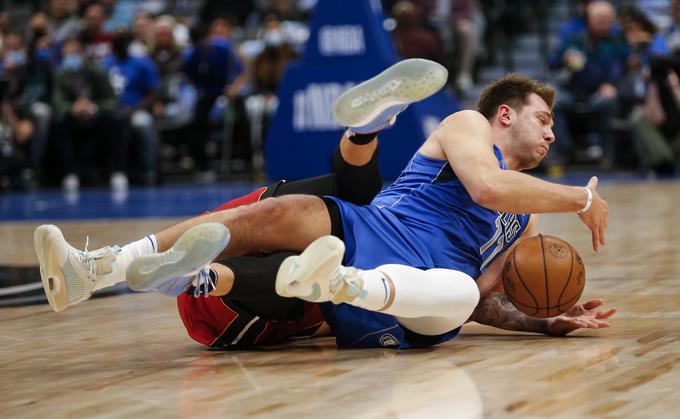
[581,319,600,328]
[599,225,606,246]
[596,308,617,319]
[592,229,599,252]
[587,176,599,190]
[583,299,604,310]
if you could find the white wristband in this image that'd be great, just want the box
[577,187,593,214]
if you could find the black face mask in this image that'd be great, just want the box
[112,36,131,59]
[32,28,47,40]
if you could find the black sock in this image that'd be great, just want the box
[347,131,378,145]
[331,146,382,205]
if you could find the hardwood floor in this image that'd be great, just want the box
[1,181,679,418]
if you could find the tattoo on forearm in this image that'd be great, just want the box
[471,292,550,335]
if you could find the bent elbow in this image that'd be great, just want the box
[470,184,498,209]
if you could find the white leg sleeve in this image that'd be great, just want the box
[350,264,480,336]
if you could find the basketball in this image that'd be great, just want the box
[502,234,585,318]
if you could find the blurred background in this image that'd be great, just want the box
[0,0,678,193]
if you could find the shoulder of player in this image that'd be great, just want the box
[431,110,492,145]
[438,110,490,135]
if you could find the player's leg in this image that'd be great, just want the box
[331,58,447,202]
[34,59,447,312]
[276,236,480,336]
[34,194,330,312]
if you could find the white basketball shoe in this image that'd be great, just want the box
[126,223,230,297]
[332,58,448,134]
[276,236,366,304]
[34,225,123,312]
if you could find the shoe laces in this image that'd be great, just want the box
[329,266,361,296]
[193,267,216,298]
[75,237,97,280]
[74,238,119,281]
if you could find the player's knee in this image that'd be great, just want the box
[255,197,289,220]
[429,269,480,318]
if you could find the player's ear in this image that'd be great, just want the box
[496,104,513,127]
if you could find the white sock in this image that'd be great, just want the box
[348,264,480,335]
[344,267,393,311]
[93,235,158,290]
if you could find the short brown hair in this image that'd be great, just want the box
[476,74,555,119]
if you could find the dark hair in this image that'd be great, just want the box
[620,5,657,35]
[476,73,555,119]
[190,23,210,44]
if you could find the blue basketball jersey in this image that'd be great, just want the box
[322,145,530,349]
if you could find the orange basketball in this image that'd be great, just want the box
[502,234,585,318]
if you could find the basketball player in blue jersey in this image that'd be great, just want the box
[35,59,615,349]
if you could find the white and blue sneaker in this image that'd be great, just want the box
[126,223,230,297]
[332,58,448,134]
[34,225,123,312]
[276,236,365,304]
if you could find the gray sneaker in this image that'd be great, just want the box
[34,225,121,312]
[332,58,448,134]
[276,235,365,304]
[126,223,230,297]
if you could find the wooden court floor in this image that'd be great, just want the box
[1,181,679,418]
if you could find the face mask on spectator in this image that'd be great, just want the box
[264,30,284,47]
[62,53,83,71]
[6,50,27,66]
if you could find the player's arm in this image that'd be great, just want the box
[469,219,616,335]
[470,292,616,336]
[423,110,608,251]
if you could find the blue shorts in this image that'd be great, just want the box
[322,196,463,349]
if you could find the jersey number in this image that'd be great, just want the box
[479,212,521,269]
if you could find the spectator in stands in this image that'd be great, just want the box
[245,13,299,169]
[183,20,244,178]
[559,0,592,45]
[52,39,123,191]
[0,32,32,186]
[549,0,629,167]
[0,12,14,52]
[665,0,680,56]
[130,11,154,58]
[390,1,445,65]
[621,5,668,67]
[79,3,113,63]
[103,29,160,185]
[151,17,183,78]
[151,16,195,129]
[623,6,680,174]
[48,0,82,48]
[1,28,53,182]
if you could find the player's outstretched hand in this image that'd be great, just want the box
[546,298,617,337]
[578,176,608,252]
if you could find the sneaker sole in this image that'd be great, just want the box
[332,58,448,127]
[126,223,230,292]
[34,225,71,312]
[275,236,345,301]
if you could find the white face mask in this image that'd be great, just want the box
[264,30,284,47]
[5,50,27,66]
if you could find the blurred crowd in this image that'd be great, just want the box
[2,0,680,193]
[548,0,680,176]
[0,0,312,191]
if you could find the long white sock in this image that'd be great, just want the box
[347,264,480,335]
[93,235,158,290]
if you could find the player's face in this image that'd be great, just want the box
[507,93,555,170]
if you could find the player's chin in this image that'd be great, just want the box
[526,158,542,170]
